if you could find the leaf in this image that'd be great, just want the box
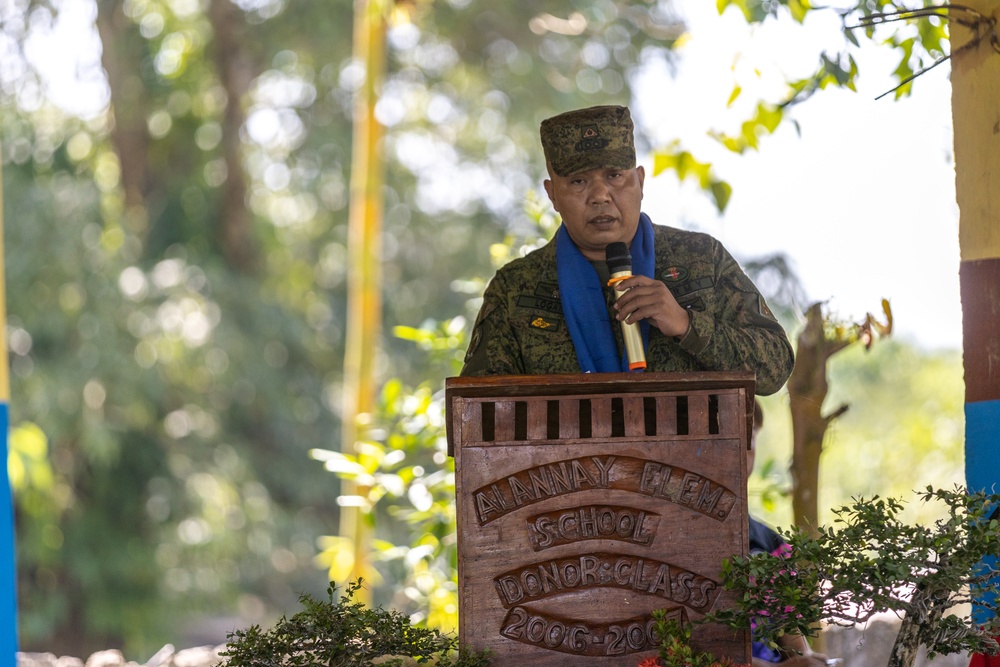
[310,449,374,480]
[314,536,357,583]
[717,0,754,21]
[893,81,914,100]
[757,103,783,133]
[711,180,733,213]
[873,298,893,336]
[727,85,743,107]
[393,325,427,342]
[11,422,48,460]
[845,26,860,47]
[823,54,851,86]
[789,0,810,23]
[652,148,680,176]
[740,120,760,150]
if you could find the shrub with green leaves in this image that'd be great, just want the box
[220,580,491,667]
[710,486,1000,667]
[647,612,749,667]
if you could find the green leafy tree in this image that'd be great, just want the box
[788,300,892,535]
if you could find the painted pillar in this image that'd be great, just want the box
[952,0,1000,620]
[953,1,1000,496]
[0,152,17,664]
[339,0,387,600]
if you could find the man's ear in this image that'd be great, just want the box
[543,178,555,206]
[636,165,646,190]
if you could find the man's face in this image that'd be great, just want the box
[544,164,645,262]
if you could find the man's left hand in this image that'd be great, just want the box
[612,275,689,338]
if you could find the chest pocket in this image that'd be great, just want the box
[670,276,713,313]
[516,281,564,332]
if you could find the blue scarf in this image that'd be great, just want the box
[556,213,654,373]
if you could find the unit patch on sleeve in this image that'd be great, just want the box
[758,295,774,319]
[463,299,498,362]
[464,327,483,362]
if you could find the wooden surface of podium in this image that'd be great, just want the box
[446,372,755,666]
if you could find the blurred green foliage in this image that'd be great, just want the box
[0,0,686,655]
[752,341,964,527]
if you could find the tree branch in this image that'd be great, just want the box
[822,403,849,424]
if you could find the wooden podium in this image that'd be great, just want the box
[446,372,755,666]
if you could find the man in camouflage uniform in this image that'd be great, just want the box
[461,105,793,395]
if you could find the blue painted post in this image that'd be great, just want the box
[967,401,1000,625]
[0,147,16,666]
[1,402,16,666]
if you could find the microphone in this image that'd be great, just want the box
[605,242,647,371]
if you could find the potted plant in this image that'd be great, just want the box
[709,486,1000,667]
[220,579,490,667]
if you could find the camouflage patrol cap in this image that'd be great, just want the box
[540,105,636,177]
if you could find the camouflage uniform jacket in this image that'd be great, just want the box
[460,222,794,395]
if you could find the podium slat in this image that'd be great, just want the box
[591,397,612,438]
[527,399,547,440]
[655,396,678,436]
[558,399,579,439]
[624,396,645,437]
[495,400,515,441]
[462,398,482,445]
[689,393,709,435]
[719,393,740,437]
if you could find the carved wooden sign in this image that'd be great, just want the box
[446,373,754,666]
